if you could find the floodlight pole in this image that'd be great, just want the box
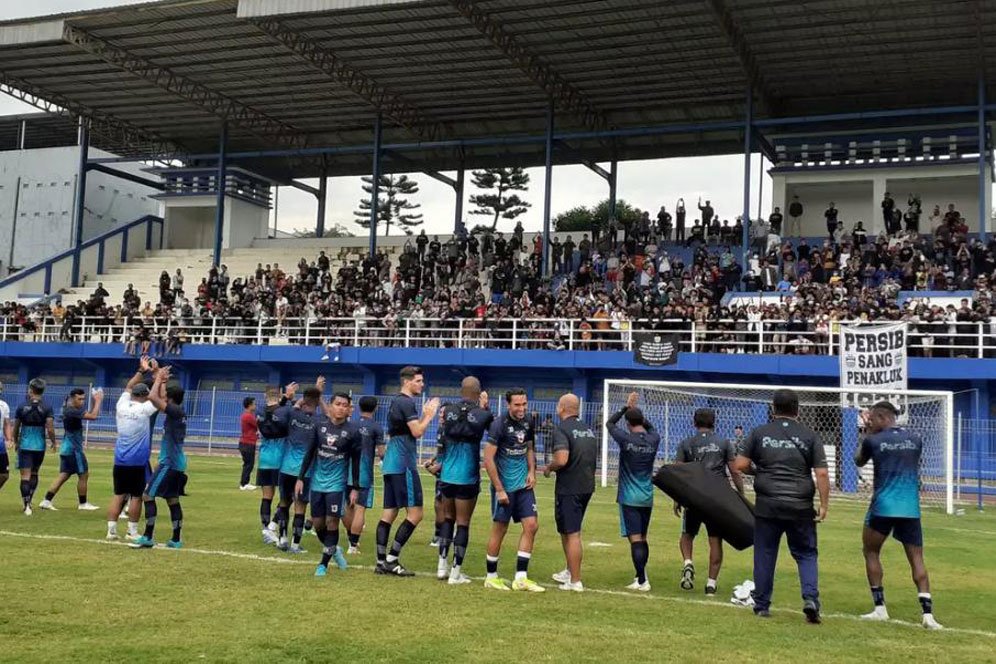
[979,73,988,243]
[741,85,753,266]
[542,101,554,276]
[212,121,228,268]
[454,166,465,233]
[369,113,383,256]
[70,119,90,288]
[316,166,328,238]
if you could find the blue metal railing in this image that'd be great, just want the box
[0,215,164,296]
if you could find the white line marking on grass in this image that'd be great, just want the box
[2,529,994,639]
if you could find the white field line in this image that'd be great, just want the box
[1,529,993,639]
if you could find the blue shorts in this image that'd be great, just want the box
[0,452,9,474]
[59,452,88,476]
[17,449,45,472]
[147,465,185,499]
[682,509,719,538]
[256,468,280,487]
[310,490,345,520]
[866,514,923,547]
[347,485,374,509]
[619,504,653,537]
[439,481,480,501]
[383,469,423,509]
[555,492,592,534]
[491,487,537,524]
[279,473,310,504]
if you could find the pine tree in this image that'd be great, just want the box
[354,174,424,236]
[467,167,531,231]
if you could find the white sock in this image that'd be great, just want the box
[386,554,398,563]
[684,559,693,567]
[707,578,717,588]
[514,571,527,581]
[128,521,139,535]
[451,564,461,575]
[107,521,117,533]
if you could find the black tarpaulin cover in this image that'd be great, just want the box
[653,462,756,551]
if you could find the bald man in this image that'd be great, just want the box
[435,376,493,584]
[545,393,599,592]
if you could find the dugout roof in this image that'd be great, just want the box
[0,0,993,178]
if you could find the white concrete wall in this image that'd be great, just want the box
[225,197,269,250]
[771,162,991,236]
[163,195,269,254]
[0,145,158,273]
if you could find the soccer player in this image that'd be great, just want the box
[546,393,599,592]
[733,389,829,624]
[855,401,942,629]
[374,366,440,576]
[436,378,493,585]
[13,378,57,515]
[673,408,744,594]
[0,382,10,494]
[482,388,544,592]
[239,397,259,491]
[106,358,166,540]
[343,396,382,554]
[132,372,188,549]
[275,379,324,553]
[605,391,661,591]
[256,383,297,545]
[296,392,367,576]
[39,387,105,511]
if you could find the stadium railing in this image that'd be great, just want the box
[3,315,995,358]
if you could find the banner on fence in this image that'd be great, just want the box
[633,332,680,367]
[839,322,908,416]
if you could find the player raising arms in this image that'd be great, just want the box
[256,383,297,545]
[343,396,382,554]
[856,401,942,630]
[436,377,493,585]
[375,366,440,577]
[132,368,188,549]
[297,392,367,576]
[13,378,57,516]
[605,391,661,591]
[39,387,105,511]
[482,388,544,592]
[276,378,324,554]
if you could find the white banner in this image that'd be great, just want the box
[839,322,908,416]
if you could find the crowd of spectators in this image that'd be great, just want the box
[1,193,995,358]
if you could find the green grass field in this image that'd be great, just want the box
[1,449,994,663]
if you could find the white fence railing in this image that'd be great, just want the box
[3,315,996,358]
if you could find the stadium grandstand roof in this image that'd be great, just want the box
[0,0,993,178]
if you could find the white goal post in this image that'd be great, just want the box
[600,380,955,515]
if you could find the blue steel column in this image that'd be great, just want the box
[212,122,228,268]
[70,121,90,288]
[316,169,328,238]
[542,102,554,275]
[608,159,618,221]
[369,113,382,255]
[454,166,465,232]
[979,74,988,243]
[741,85,753,265]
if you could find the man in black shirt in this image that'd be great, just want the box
[674,408,743,595]
[881,192,895,228]
[544,393,598,592]
[768,207,784,236]
[788,195,804,237]
[551,237,563,274]
[734,389,829,623]
[824,203,838,239]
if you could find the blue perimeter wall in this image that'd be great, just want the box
[1,340,992,420]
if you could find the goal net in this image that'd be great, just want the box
[600,380,954,514]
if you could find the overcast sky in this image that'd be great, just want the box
[0,0,771,237]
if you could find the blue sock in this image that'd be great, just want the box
[453,525,470,566]
[260,498,272,528]
[486,555,499,575]
[376,520,391,562]
[388,519,416,560]
[275,505,288,538]
[144,500,157,539]
[631,541,649,584]
[516,551,530,574]
[321,526,340,566]
[20,480,30,507]
[169,502,182,542]
[439,519,454,560]
[315,525,329,565]
[292,513,305,545]
[871,586,885,607]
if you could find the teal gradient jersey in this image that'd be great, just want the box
[486,414,534,493]
[606,409,660,508]
[302,417,364,493]
[348,416,382,488]
[258,403,291,471]
[15,400,54,452]
[439,401,493,485]
[278,407,319,476]
[59,406,85,456]
[857,427,923,519]
[158,403,188,472]
[383,394,419,474]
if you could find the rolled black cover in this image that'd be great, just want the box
[653,462,756,550]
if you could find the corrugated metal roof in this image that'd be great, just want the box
[0,0,991,175]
